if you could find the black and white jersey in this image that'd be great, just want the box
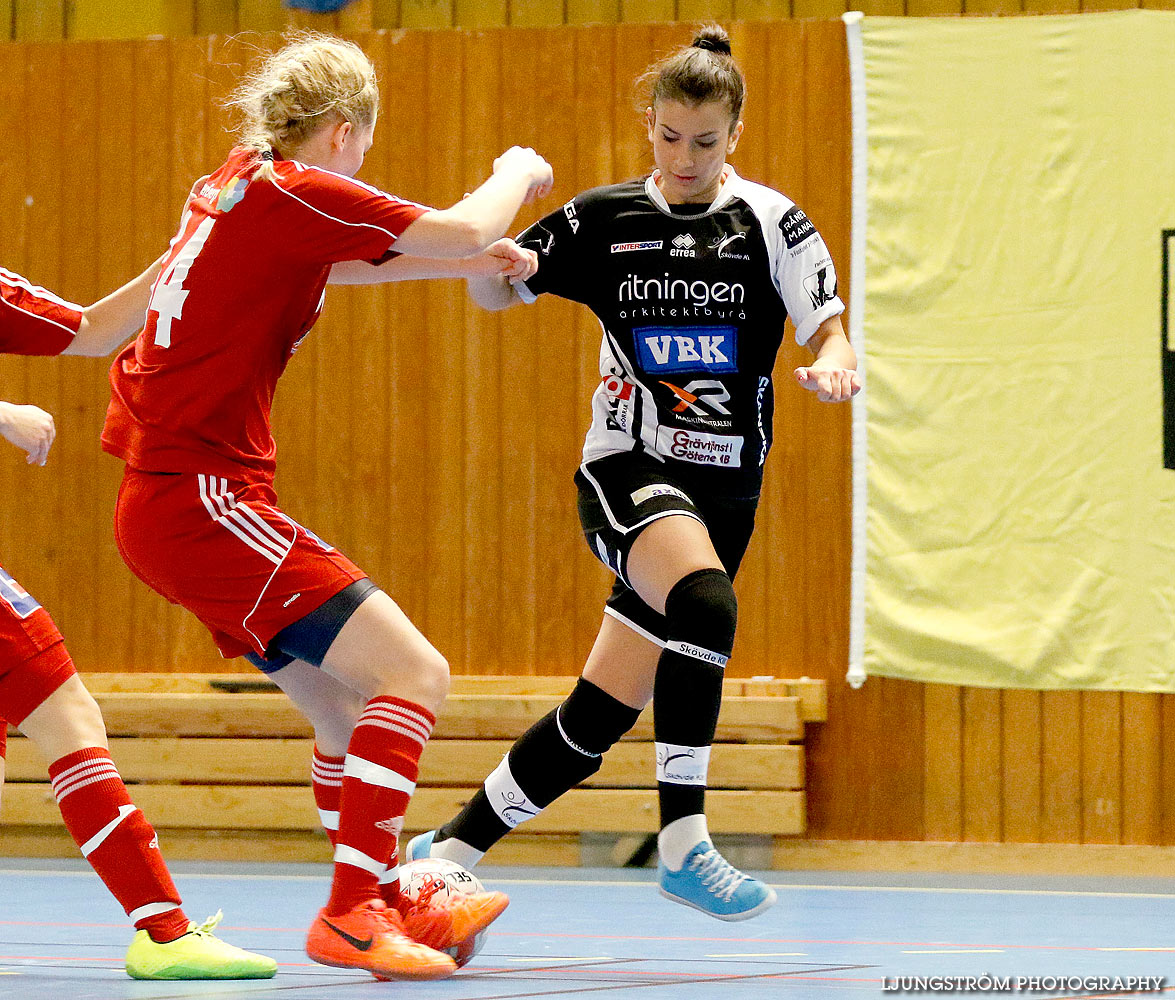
[515,166,845,493]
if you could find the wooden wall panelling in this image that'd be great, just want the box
[734,0,793,17]
[856,0,904,14]
[337,0,378,31]
[1001,689,1042,842]
[129,39,180,670]
[456,0,508,26]
[791,0,845,19]
[923,683,963,840]
[20,44,64,638]
[0,44,26,608]
[1162,694,1175,845]
[1080,690,1121,844]
[420,31,467,656]
[760,17,807,679]
[566,0,622,21]
[797,20,851,680]
[570,24,619,657]
[78,1,194,39]
[1120,691,1161,845]
[344,31,393,614]
[1040,690,1082,841]
[461,27,507,673]
[621,0,677,21]
[965,0,1023,14]
[56,41,103,666]
[374,29,432,626]
[402,0,455,27]
[514,27,583,677]
[907,0,963,14]
[195,0,237,35]
[91,42,140,671]
[961,686,1001,841]
[1022,0,1080,13]
[725,20,770,677]
[1081,0,1141,10]
[678,0,736,20]
[14,0,63,41]
[509,0,567,24]
[237,0,287,31]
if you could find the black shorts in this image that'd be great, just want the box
[574,451,759,645]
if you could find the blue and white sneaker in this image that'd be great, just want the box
[658,842,777,921]
[405,830,437,862]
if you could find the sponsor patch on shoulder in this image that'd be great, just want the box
[780,204,816,249]
[630,483,691,506]
[611,240,663,253]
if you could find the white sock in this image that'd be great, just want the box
[658,814,710,872]
[430,835,486,870]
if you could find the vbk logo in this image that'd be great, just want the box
[0,566,41,619]
[670,232,697,257]
[659,379,732,416]
[635,325,737,373]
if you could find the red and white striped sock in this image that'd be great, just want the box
[311,745,344,846]
[325,696,433,916]
[49,748,189,943]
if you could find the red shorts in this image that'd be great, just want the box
[0,563,76,726]
[114,469,365,660]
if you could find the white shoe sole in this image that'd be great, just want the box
[658,884,778,922]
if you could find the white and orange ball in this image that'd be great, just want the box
[399,858,488,967]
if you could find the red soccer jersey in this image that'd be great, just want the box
[0,267,83,356]
[102,147,430,484]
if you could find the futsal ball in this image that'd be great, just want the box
[399,857,487,967]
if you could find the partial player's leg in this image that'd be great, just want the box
[623,513,777,921]
[409,613,649,867]
[288,589,504,978]
[248,655,365,847]
[10,651,276,978]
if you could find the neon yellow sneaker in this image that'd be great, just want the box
[125,910,277,980]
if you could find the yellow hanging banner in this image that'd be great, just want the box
[849,11,1175,691]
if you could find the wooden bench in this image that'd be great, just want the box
[2,674,824,865]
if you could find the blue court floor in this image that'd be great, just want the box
[0,862,1172,999]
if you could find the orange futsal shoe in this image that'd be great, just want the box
[399,888,510,953]
[305,899,456,980]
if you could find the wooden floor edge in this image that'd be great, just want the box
[772,839,1175,877]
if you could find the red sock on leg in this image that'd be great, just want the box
[312,745,344,846]
[49,748,189,943]
[325,696,433,916]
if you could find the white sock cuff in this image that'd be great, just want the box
[655,743,711,786]
[658,813,711,872]
[484,755,541,829]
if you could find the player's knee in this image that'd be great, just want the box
[413,647,450,706]
[559,677,643,756]
[665,568,738,658]
[24,679,108,753]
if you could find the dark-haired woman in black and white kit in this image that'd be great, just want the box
[408,26,860,921]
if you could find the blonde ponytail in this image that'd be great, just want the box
[225,31,379,181]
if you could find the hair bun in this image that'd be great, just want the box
[692,29,731,57]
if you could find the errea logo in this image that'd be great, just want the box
[671,232,697,257]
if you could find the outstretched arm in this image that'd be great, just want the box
[794,316,861,403]
[329,239,537,286]
[61,256,163,357]
[392,146,553,259]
